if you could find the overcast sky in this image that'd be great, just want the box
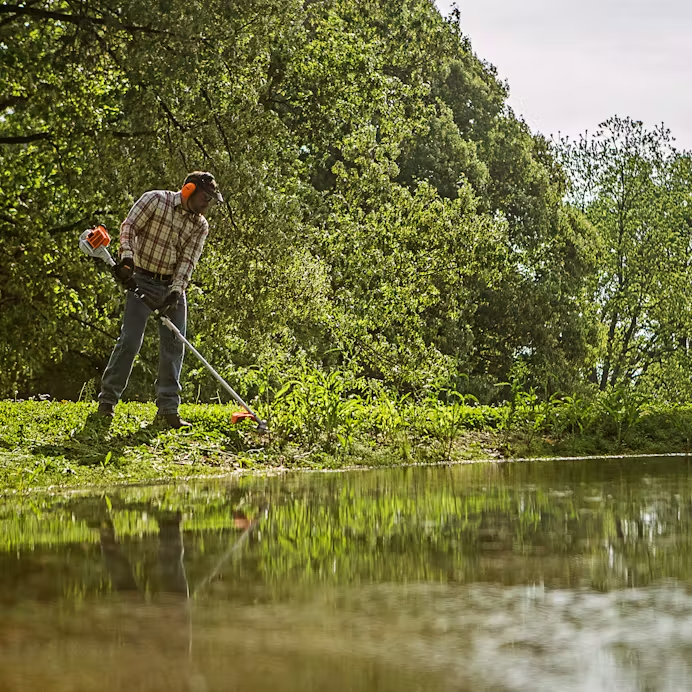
[434,0,692,150]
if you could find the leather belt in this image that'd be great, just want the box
[136,267,174,281]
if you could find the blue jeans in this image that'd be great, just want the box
[99,272,187,415]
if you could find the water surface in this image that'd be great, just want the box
[2,456,692,691]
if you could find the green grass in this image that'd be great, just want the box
[0,400,264,493]
[0,397,500,493]
[2,388,692,494]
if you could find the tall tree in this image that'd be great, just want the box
[560,116,692,394]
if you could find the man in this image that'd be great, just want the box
[97,171,223,428]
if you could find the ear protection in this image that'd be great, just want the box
[181,172,217,202]
[181,181,197,202]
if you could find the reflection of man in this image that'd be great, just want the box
[98,519,138,592]
[157,513,190,598]
[98,511,189,598]
[94,512,194,692]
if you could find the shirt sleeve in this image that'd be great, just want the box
[119,191,159,261]
[171,217,209,294]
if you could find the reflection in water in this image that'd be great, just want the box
[99,511,189,597]
[98,510,192,682]
[1,456,692,690]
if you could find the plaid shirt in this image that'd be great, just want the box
[119,190,209,293]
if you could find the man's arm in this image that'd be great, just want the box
[171,219,209,294]
[119,191,159,261]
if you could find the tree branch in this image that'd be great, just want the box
[46,214,109,236]
[0,3,175,35]
[0,128,155,147]
[69,315,118,342]
[0,132,51,144]
[0,95,29,111]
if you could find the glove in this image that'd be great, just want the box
[153,290,181,317]
[112,258,134,285]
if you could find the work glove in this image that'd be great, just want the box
[112,258,134,285]
[153,290,181,317]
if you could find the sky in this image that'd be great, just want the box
[434,0,692,150]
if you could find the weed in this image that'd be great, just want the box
[421,390,480,461]
[594,386,649,446]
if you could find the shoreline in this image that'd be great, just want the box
[1,449,690,500]
[2,399,691,495]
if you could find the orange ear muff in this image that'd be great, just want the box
[181,181,197,201]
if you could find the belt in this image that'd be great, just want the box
[136,267,174,281]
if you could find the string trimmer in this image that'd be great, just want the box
[79,225,268,433]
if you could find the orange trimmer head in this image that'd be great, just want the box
[231,411,256,424]
[231,410,269,432]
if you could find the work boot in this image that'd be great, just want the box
[97,402,115,417]
[158,413,192,429]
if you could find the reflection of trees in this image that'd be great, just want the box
[2,457,692,601]
[0,483,266,602]
[243,459,692,591]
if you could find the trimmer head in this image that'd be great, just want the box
[231,411,254,424]
[231,411,269,432]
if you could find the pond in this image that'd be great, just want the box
[2,455,692,691]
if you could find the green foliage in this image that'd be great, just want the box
[558,117,692,395]
[5,368,692,493]
[0,0,605,405]
[4,1,691,414]
[418,390,481,460]
[320,179,510,389]
[270,368,366,450]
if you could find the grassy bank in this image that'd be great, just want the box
[2,384,692,493]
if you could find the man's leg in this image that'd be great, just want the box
[155,291,187,415]
[155,512,192,663]
[99,519,139,592]
[98,290,151,407]
[156,511,189,597]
